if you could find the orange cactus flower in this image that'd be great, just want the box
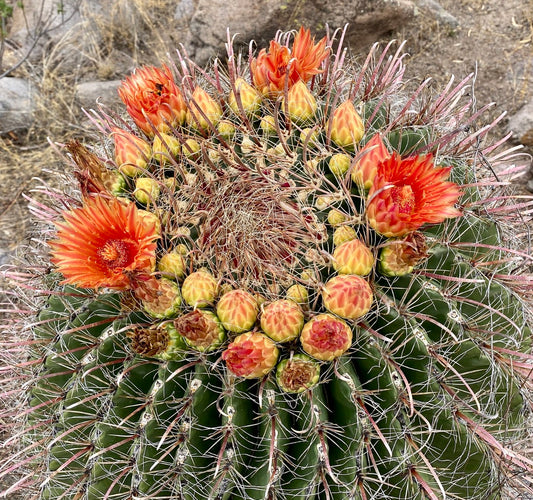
[251,27,329,95]
[118,65,186,136]
[366,153,462,237]
[50,196,158,290]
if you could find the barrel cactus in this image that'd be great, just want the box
[2,26,533,499]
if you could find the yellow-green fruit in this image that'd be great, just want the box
[300,128,320,147]
[182,138,200,159]
[152,132,181,163]
[260,114,277,135]
[332,225,357,246]
[327,209,347,226]
[134,177,160,205]
[157,251,186,280]
[260,299,304,342]
[216,289,258,333]
[329,153,351,177]
[217,120,236,139]
[322,275,373,320]
[286,284,309,306]
[181,270,219,308]
[333,238,374,275]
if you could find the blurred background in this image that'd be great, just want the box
[0,0,531,264]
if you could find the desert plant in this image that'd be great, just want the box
[1,26,533,499]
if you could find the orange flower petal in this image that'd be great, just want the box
[49,196,158,290]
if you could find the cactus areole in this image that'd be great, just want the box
[3,26,533,500]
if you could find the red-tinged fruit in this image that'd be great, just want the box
[181,270,219,308]
[328,100,365,150]
[351,133,390,190]
[260,299,305,342]
[49,196,158,290]
[333,238,374,275]
[112,127,151,177]
[222,332,279,378]
[276,354,320,393]
[322,275,373,320]
[300,313,352,361]
[118,64,186,135]
[216,289,258,333]
[366,153,462,237]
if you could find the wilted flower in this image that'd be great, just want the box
[366,153,462,237]
[222,332,279,378]
[276,354,320,393]
[118,65,186,135]
[378,232,428,276]
[173,309,225,352]
[251,26,329,95]
[50,196,158,290]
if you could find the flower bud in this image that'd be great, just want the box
[152,132,181,164]
[222,332,279,378]
[300,313,352,361]
[322,275,373,320]
[229,78,262,115]
[181,270,219,307]
[351,133,390,190]
[260,299,305,342]
[276,354,320,393]
[173,309,225,352]
[328,100,364,150]
[134,177,160,205]
[112,127,151,177]
[186,86,223,130]
[333,238,374,275]
[300,128,320,147]
[260,114,277,135]
[283,80,317,124]
[216,289,258,333]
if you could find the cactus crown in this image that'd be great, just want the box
[1,26,533,500]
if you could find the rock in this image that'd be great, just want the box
[415,0,459,28]
[0,77,35,133]
[508,99,533,146]
[75,80,123,110]
[185,0,416,66]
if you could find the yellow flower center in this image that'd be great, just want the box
[391,185,416,214]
